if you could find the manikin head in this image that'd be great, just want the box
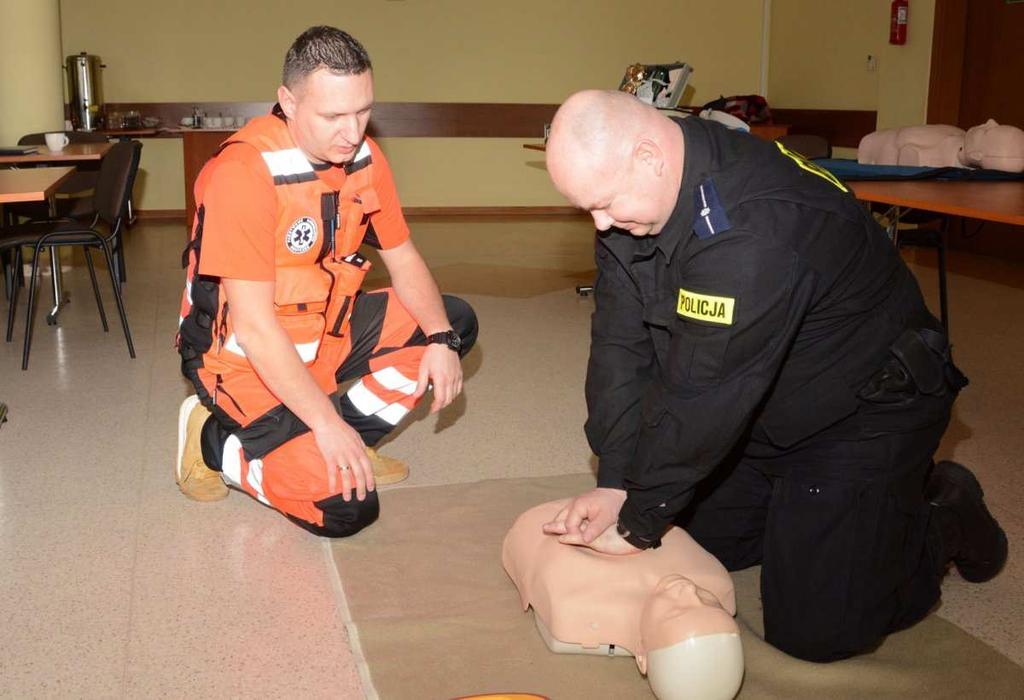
[545,90,685,237]
[277,26,374,165]
[960,119,1024,172]
[636,575,744,700]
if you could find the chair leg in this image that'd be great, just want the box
[83,247,109,332]
[2,249,10,302]
[115,235,127,285]
[6,248,22,342]
[1,246,23,297]
[99,240,135,359]
[22,245,43,370]
[14,252,24,289]
[936,220,950,332]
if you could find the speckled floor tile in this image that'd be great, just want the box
[0,218,1021,700]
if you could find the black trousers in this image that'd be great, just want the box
[679,391,954,662]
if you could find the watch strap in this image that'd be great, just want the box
[426,329,461,351]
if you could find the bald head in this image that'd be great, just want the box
[547,90,650,180]
[546,90,684,237]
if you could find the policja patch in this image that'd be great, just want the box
[285,216,318,254]
[692,178,731,240]
[677,288,735,325]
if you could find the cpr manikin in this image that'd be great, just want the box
[858,119,1024,172]
[502,500,744,700]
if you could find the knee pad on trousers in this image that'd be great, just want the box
[288,490,380,538]
[200,415,232,471]
[443,295,478,358]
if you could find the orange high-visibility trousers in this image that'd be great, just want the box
[201,289,477,536]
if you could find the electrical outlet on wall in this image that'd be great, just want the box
[866,54,877,72]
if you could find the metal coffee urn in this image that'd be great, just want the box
[65,52,105,131]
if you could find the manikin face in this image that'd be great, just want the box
[647,574,725,618]
[635,574,733,674]
[277,68,374,165]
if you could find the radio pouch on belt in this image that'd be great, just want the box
[891,329,946,395]
[861,328,968,403]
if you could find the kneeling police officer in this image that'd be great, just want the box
[541,90,1008,662]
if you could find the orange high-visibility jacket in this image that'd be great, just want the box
[177,113,380,428]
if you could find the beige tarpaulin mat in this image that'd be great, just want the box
[331,474,1024,699]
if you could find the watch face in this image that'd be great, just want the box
[447,332,462,351]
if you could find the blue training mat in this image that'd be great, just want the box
[813,158,1024,182]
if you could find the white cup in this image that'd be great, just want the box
[206,116,222,128]
[45,132,70,152]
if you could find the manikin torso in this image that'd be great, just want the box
[858,125,966,168]
[858,120,1024,173]
[502,500,744,700]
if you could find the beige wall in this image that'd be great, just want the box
[875,1,935,131]
[768,0,936,156]
[58,0,765,209]
[7,1,936,209]
[0,0,64,145]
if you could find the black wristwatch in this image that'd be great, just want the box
[426,329,462,353]
[616,520,662,550]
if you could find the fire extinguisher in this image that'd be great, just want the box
[890,0,909,45]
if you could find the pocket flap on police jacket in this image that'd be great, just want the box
[759,377,859,449]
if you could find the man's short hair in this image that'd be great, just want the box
[282,26,372,88]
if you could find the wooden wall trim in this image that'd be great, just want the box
[371,103,558,138]
[135,209,186,220]
[927,0,968,125]
[139,206,583,221]
[102,101,872,145]
[103,101,558,138]
[403,206,581,217]
[769,109,877,149]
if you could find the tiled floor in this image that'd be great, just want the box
[0,223,361,698]
[0,217,1020,697]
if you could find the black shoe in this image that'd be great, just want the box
[926,461,1008,583]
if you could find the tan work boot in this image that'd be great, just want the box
[366,447,409,485]
[176,395,229,502]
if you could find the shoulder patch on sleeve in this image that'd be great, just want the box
[692,178,732,240]
[677,288,735,325]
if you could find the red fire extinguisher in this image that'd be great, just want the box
[890,0,909,45]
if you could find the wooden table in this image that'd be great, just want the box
[0,142,111,165]
[849,180,1024,227]
[0,166,77,322]
[850,179,1024,330]
[0,166,76,203]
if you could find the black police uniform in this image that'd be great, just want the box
[587,116,967,662]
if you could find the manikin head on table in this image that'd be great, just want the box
[502,500,744,700]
